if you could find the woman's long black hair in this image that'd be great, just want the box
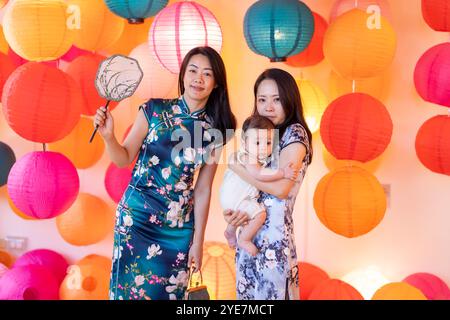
[178,46,236,145]
[253,68,313,164]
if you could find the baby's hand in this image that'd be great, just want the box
[283,163,299,181]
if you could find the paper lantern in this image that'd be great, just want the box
[320,93,393,162]
[56,193,114,246]
[309,279,364,300]
[7,48,58,68]
[0,250,15,268]
[414,43,450,108]
[77,255,112,272]
[60,45,90,63]
[243,0,314,62]
[313,166,387,238]
[105,0,167,24]
[330,0,392,23]
[48,117,105,169]
[105,162,132,203]
[2,0,74,61]
[285,12,328,67]
[105,18,153,56]
[7,190,36,220]
[0,263,8,279]
[403,273,450,300]
[201,242,236,300]
[0,141,15,187]
[67,0,124,51]
[7,151,80,219]
[298,262,329,300]
[296,79,328,134]
[13,249,69,284]
[324,9,396,80]
[60,262,110,300]
[329,70,388,102]
[2,62,83,143]
[323,148,383,173]
[372,282,428,300]
[0,266,59,300]
[341,266,390,300]
[415,115,450,176]
[149,1,222,73]
[422,0,450,32]
[129,43,178,100]
[0,0,8,10]
[0,25,8,54]
[0,53,15,99]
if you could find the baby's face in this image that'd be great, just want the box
[244,128,274,161]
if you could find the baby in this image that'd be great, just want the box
[220,115,298,256]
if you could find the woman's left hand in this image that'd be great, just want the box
[188,242,203,272]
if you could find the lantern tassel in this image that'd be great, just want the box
[89,100,111,143]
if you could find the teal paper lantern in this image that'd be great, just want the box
[244,0,315,62]
[105,0,168,24]
[0,141,16,187]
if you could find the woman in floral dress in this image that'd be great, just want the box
[94,47,236,300]
[224,69,313,300]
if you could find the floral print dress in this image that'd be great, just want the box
[235,123,312,300]
[109,97,214,300]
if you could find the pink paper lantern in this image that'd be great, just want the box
[149,1,222,74]
[403,273,450,300]
[329,0,392,23]
[0,265,59,300]
[105,162,132,203]
[130,43,178,100]
[7,151,80,219]
[13,249,69,284]
[414,43,450,108]
[0,263,8,279]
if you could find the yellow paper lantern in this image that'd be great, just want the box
[201,242,236,300]
[323,147,383,173]
[372,282,428,300]
[324,9,396,80]
[329,71,389,102]
[56,193,114,246]
[67,0,124,52]
[2,0,74,61]
[105,18,154,56]
[313,166,387,238]
[297,79,328,134]
[0,26,8,54]
[49,117,105,169]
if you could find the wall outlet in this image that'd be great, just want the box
[4,236,28,251]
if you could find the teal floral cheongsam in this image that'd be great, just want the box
[109,97,214,300]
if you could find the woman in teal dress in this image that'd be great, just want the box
[94,47,236,300]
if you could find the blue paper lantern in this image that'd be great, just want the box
[0,141,16,187]
[244,0,315,62]
[104,0,168,24]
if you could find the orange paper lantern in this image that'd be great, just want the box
[0,250,15,268]
[65,53,118,116]
[0,0,8,10]
[2,0,74,61]
[67,0,124,51]
[2,62,82,143]
[372,282,428,300]
[77,255,112,272]
[323,147,383,173]
[313,166,387,238]
[324,9,396,80]
[56,193,114,246]
[309,279,364,300]
[415,115,450,176]
[48,117,105,169]
[299,262,330,300]
[320,93,393,162]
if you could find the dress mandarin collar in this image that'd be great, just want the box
[179,96,206,118]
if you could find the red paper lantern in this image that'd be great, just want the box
[105,162,132,203]
[421,0,450,32]
[414,43,450,108]
[415,115,450,176]
[320,93,393,162]
[0,52,15,98]
[309,279,364,300]
[299,262,330,300]
[2,62,83,143]
[65,53,118,116]
[285,12,328,67]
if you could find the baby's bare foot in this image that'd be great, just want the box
[238,239,258,257]
[224,230,237,249]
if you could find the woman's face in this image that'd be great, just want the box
[255,79,286,126]
[183,54,216,106]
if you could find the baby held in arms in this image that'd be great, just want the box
[220,115,298,256]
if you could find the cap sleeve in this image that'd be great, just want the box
[280,123,311,160]
[138,99,155,124]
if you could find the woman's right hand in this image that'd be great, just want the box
[94,106,114,141]
[223,209,249,227]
